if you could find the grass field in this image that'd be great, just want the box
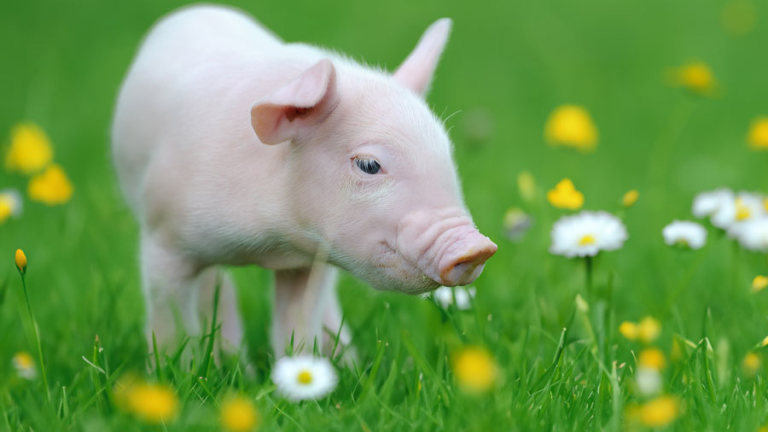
[2,0,768,430]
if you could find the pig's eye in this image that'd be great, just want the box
[355,158,381,175]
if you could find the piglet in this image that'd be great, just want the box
[111,4,497,358]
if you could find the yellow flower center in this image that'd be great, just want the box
[579,234,596,246]
[13,352,34,369]
[297,370,313,385]
[735,199,751,221]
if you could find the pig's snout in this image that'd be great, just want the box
[437,231,497,286]
[397,210,498,287]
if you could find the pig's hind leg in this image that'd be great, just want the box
[272,264,353,360]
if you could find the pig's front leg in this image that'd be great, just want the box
[272,264,353,359]
[141,234,202,352]
[197,268,245,355]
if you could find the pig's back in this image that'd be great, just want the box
[111,4,283,213]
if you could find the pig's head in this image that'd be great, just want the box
[250,19,497,293]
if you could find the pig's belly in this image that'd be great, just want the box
[241,250,314,270]
[182,229,315,271]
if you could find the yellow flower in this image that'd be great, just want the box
[638,348,666,370]
[761,336,768,347]
[753,275,768,293]
[28,164,73,205]
[619,322,638,341]
[742,352,761,378]
[674,62,716,95]
[639,395,679,427]
[748,117,768,150]
[517,171,536,202]
[452,346,498,393]
[5,122,53,174]
[544,105,598,152]
[15,249,27,273]
[122,382,179,424]
[638,317,661,344]
[547,179,584,210]
[622,190,639,208]
[12,351,36,379]
[221,396,259,432]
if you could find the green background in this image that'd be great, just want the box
[1,0,767,430]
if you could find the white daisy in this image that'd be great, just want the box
[272,355,337,401]
[692,188,734,220]
[726,192,767,238]
[662,220,707,250]
[0,188,23,217]
[635,367,662,396]
[12,352,36,380]
[433,286,476,310]
[549,211,628,258]
[693,189,767,231]
[733,217,768,252]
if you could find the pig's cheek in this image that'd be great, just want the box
[341,176,395,205]
[372,241,428,282]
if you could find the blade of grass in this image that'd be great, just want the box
[197,276,222,378]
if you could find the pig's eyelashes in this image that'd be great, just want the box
[354,158,382,175]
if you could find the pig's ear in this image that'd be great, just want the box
[393,18,452,97]
[251,59,338,145]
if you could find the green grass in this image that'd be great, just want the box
[2,0,768,430]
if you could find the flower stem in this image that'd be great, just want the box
[585,256,594,299]
[19,273,50,404]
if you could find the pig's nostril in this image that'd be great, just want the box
[440,245,497,287]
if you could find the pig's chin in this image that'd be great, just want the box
[366,272,442,294]
[356,241,443,294]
